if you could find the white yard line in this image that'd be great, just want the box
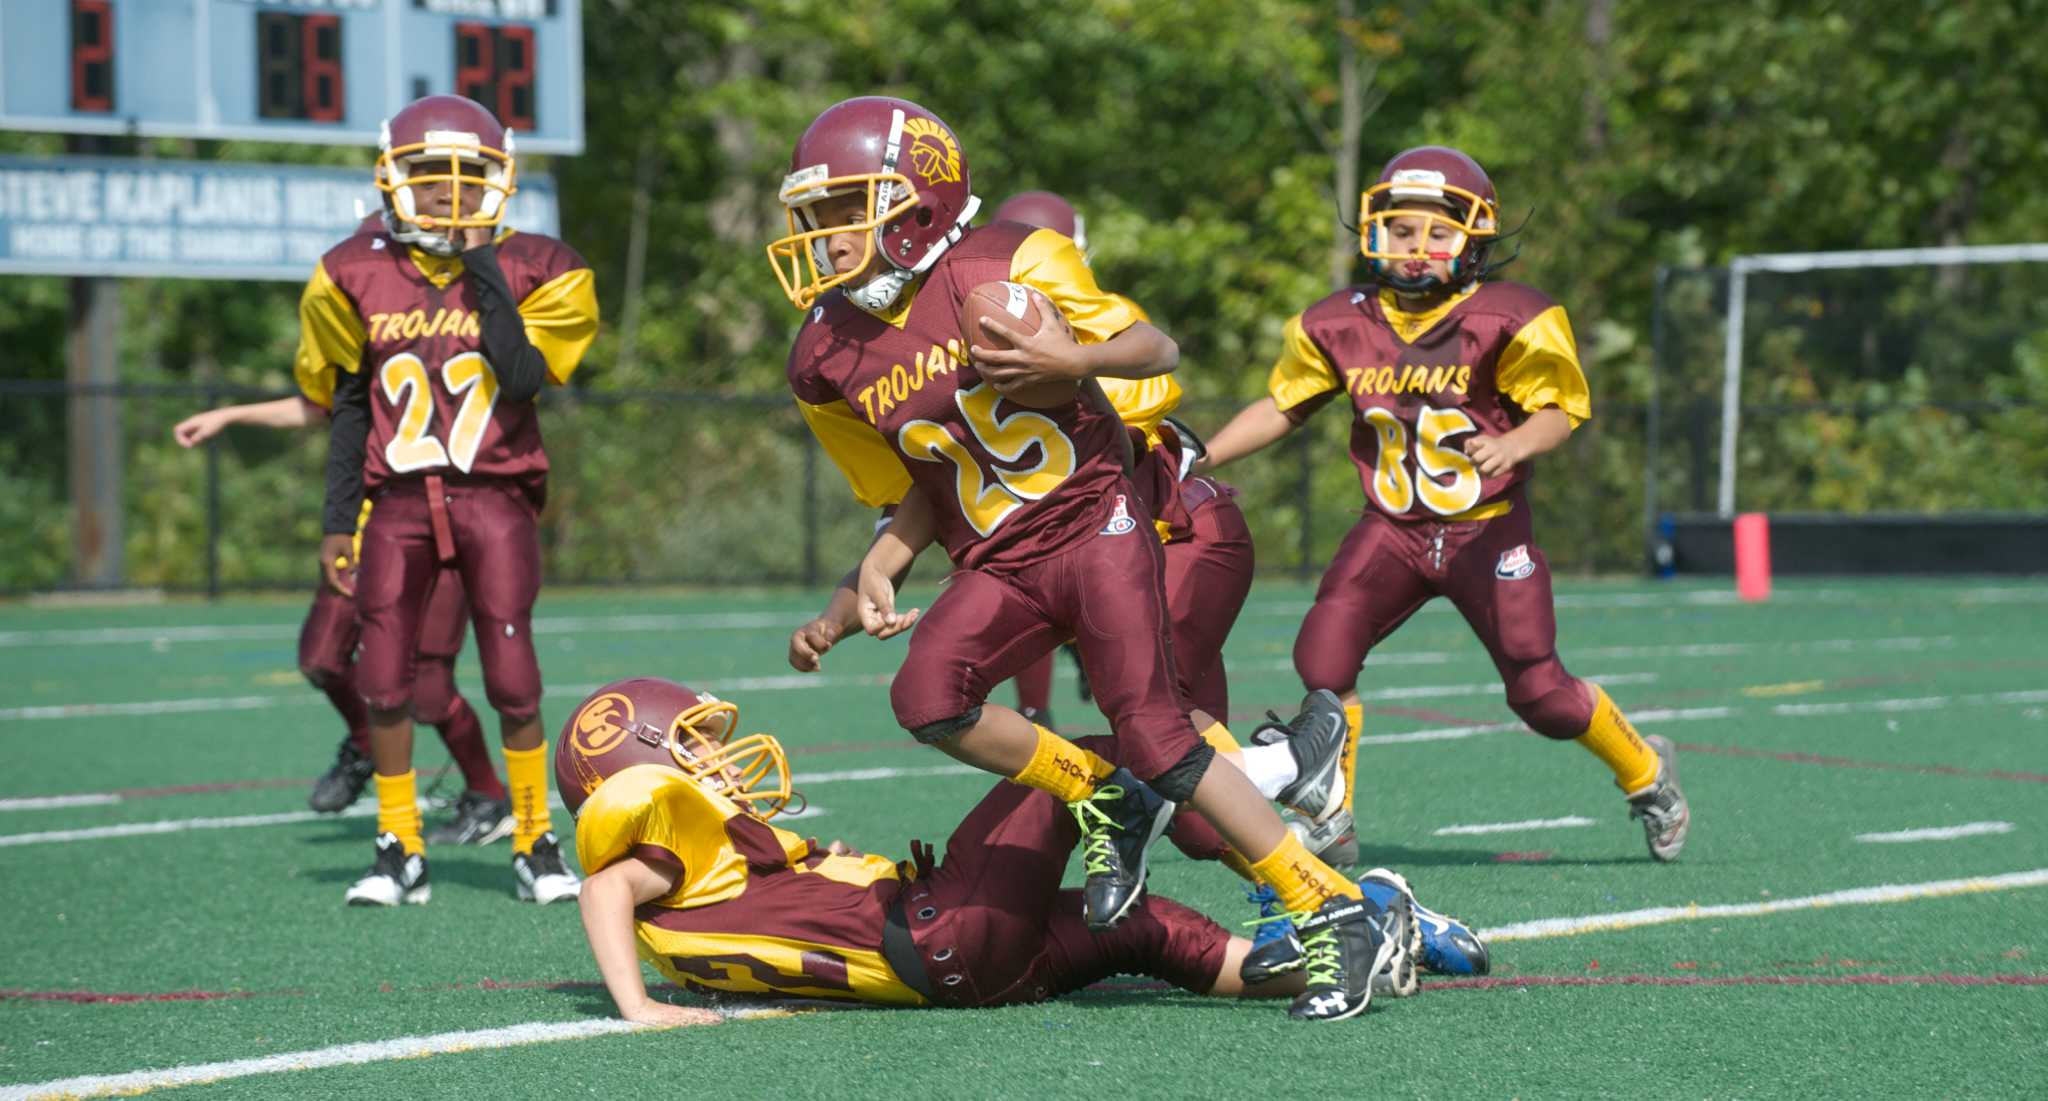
[0,794,122,812]
[1854,821,2016,844]
[0,1006,799,1101]
[1433,816,1595,836]
[1480,867,2048,942]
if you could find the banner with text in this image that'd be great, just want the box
[0,155,561,281]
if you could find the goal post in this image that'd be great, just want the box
[1715,242,2048,518]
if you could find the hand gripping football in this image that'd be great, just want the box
[963,280,1080,409]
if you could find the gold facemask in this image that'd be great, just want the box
[766,170,922,310]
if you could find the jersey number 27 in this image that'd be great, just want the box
[379,352,501,474]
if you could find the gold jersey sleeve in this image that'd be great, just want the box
[796,397,915,508]
[1009,229,1147,345]
[573,764,809,910]
[1265,312,1342,413]
[292,261,369,410]
[1495,304,1592,428]
[1097,375,1184,444]
[518,266,600,385]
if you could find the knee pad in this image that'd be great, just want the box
[409,658,458,725]
[909,706,982,746]
[1148,741,1216,804]
[1507,667,1592,740]
[299,661,346,692]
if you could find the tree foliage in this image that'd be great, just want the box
[4,0,2046,588]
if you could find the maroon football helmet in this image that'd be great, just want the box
[767,95,982,310]
[553,677,795,819]
[1359,146,1500,293]
[375,94,518,256]
[993,190,1086,253]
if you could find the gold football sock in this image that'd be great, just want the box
[1247,830,1363,913]
[1340,701,1363,812]
[1197,720,1241,757]
[1575,685,1660,794]
[504,742,555,855]
[374,770,424,856]
[1010,725,1117,802]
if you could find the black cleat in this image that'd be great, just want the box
[513,831,582,904]
[308,738,374,814]
[426,790,515,846]
[1070,768,1173,931]
[1254,690,1350,822]
[345,832,431,906]
[1288,890,1408,1022]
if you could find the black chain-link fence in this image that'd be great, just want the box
[0,381,1656,595]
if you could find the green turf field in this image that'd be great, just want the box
[2,577,2044,1098]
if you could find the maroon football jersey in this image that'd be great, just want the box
[1272,282,1591,523]
[787,223,1136,572]
[310,231,591,500]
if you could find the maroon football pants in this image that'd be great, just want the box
[298,571,504,796]
[353,480,543,723]
[1294,491,1594,739]
[899,737,1232,1007]
[888,485,1203,783]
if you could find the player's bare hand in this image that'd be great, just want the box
[172,410,232,448]
[457,225,495,253]
[319,533,357,598]
[788,617,843,673]
[1463,433,1525,479]
[972,291,1084,388]
[856,562,920,640]
[621,999,721,1028]
[824,839,865,857]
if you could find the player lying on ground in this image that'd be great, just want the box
[173,393,512,842]
[772,95,1388,1020]
[556,677,1485,1026]
[1201,146,1691,866]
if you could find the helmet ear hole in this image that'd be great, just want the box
[915,207,934,228]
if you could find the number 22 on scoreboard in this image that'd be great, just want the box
[379,352,500,474]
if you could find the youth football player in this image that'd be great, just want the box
[771,96,1390,1021]
[171,395,512,842]
[1201,146,1691,863]
[558,678,1473,1024]
[296,94,598,906]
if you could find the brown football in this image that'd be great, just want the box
[963,280,1080,409]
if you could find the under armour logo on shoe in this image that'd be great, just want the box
[1309,992,1349,1014]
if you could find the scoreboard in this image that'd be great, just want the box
[0,0,583,153]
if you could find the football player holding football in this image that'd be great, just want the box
[172,390,512,844]
[771,96,1391,1021]
[1201,146,1691,863]
[560,678,1474,1024]
[295,94,598,906]
[983,189,1265,877]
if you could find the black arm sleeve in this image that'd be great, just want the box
[460,242,550,404]
[322,366,371,535]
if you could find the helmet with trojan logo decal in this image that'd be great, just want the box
[1359,146,1501,294]
[553,677,796,819]
[374,94,518,257]
[767,96,982,311]
[993,190,1086,254]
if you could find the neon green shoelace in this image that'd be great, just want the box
[1298,924,1341,987]
[1069,785,1123,877]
